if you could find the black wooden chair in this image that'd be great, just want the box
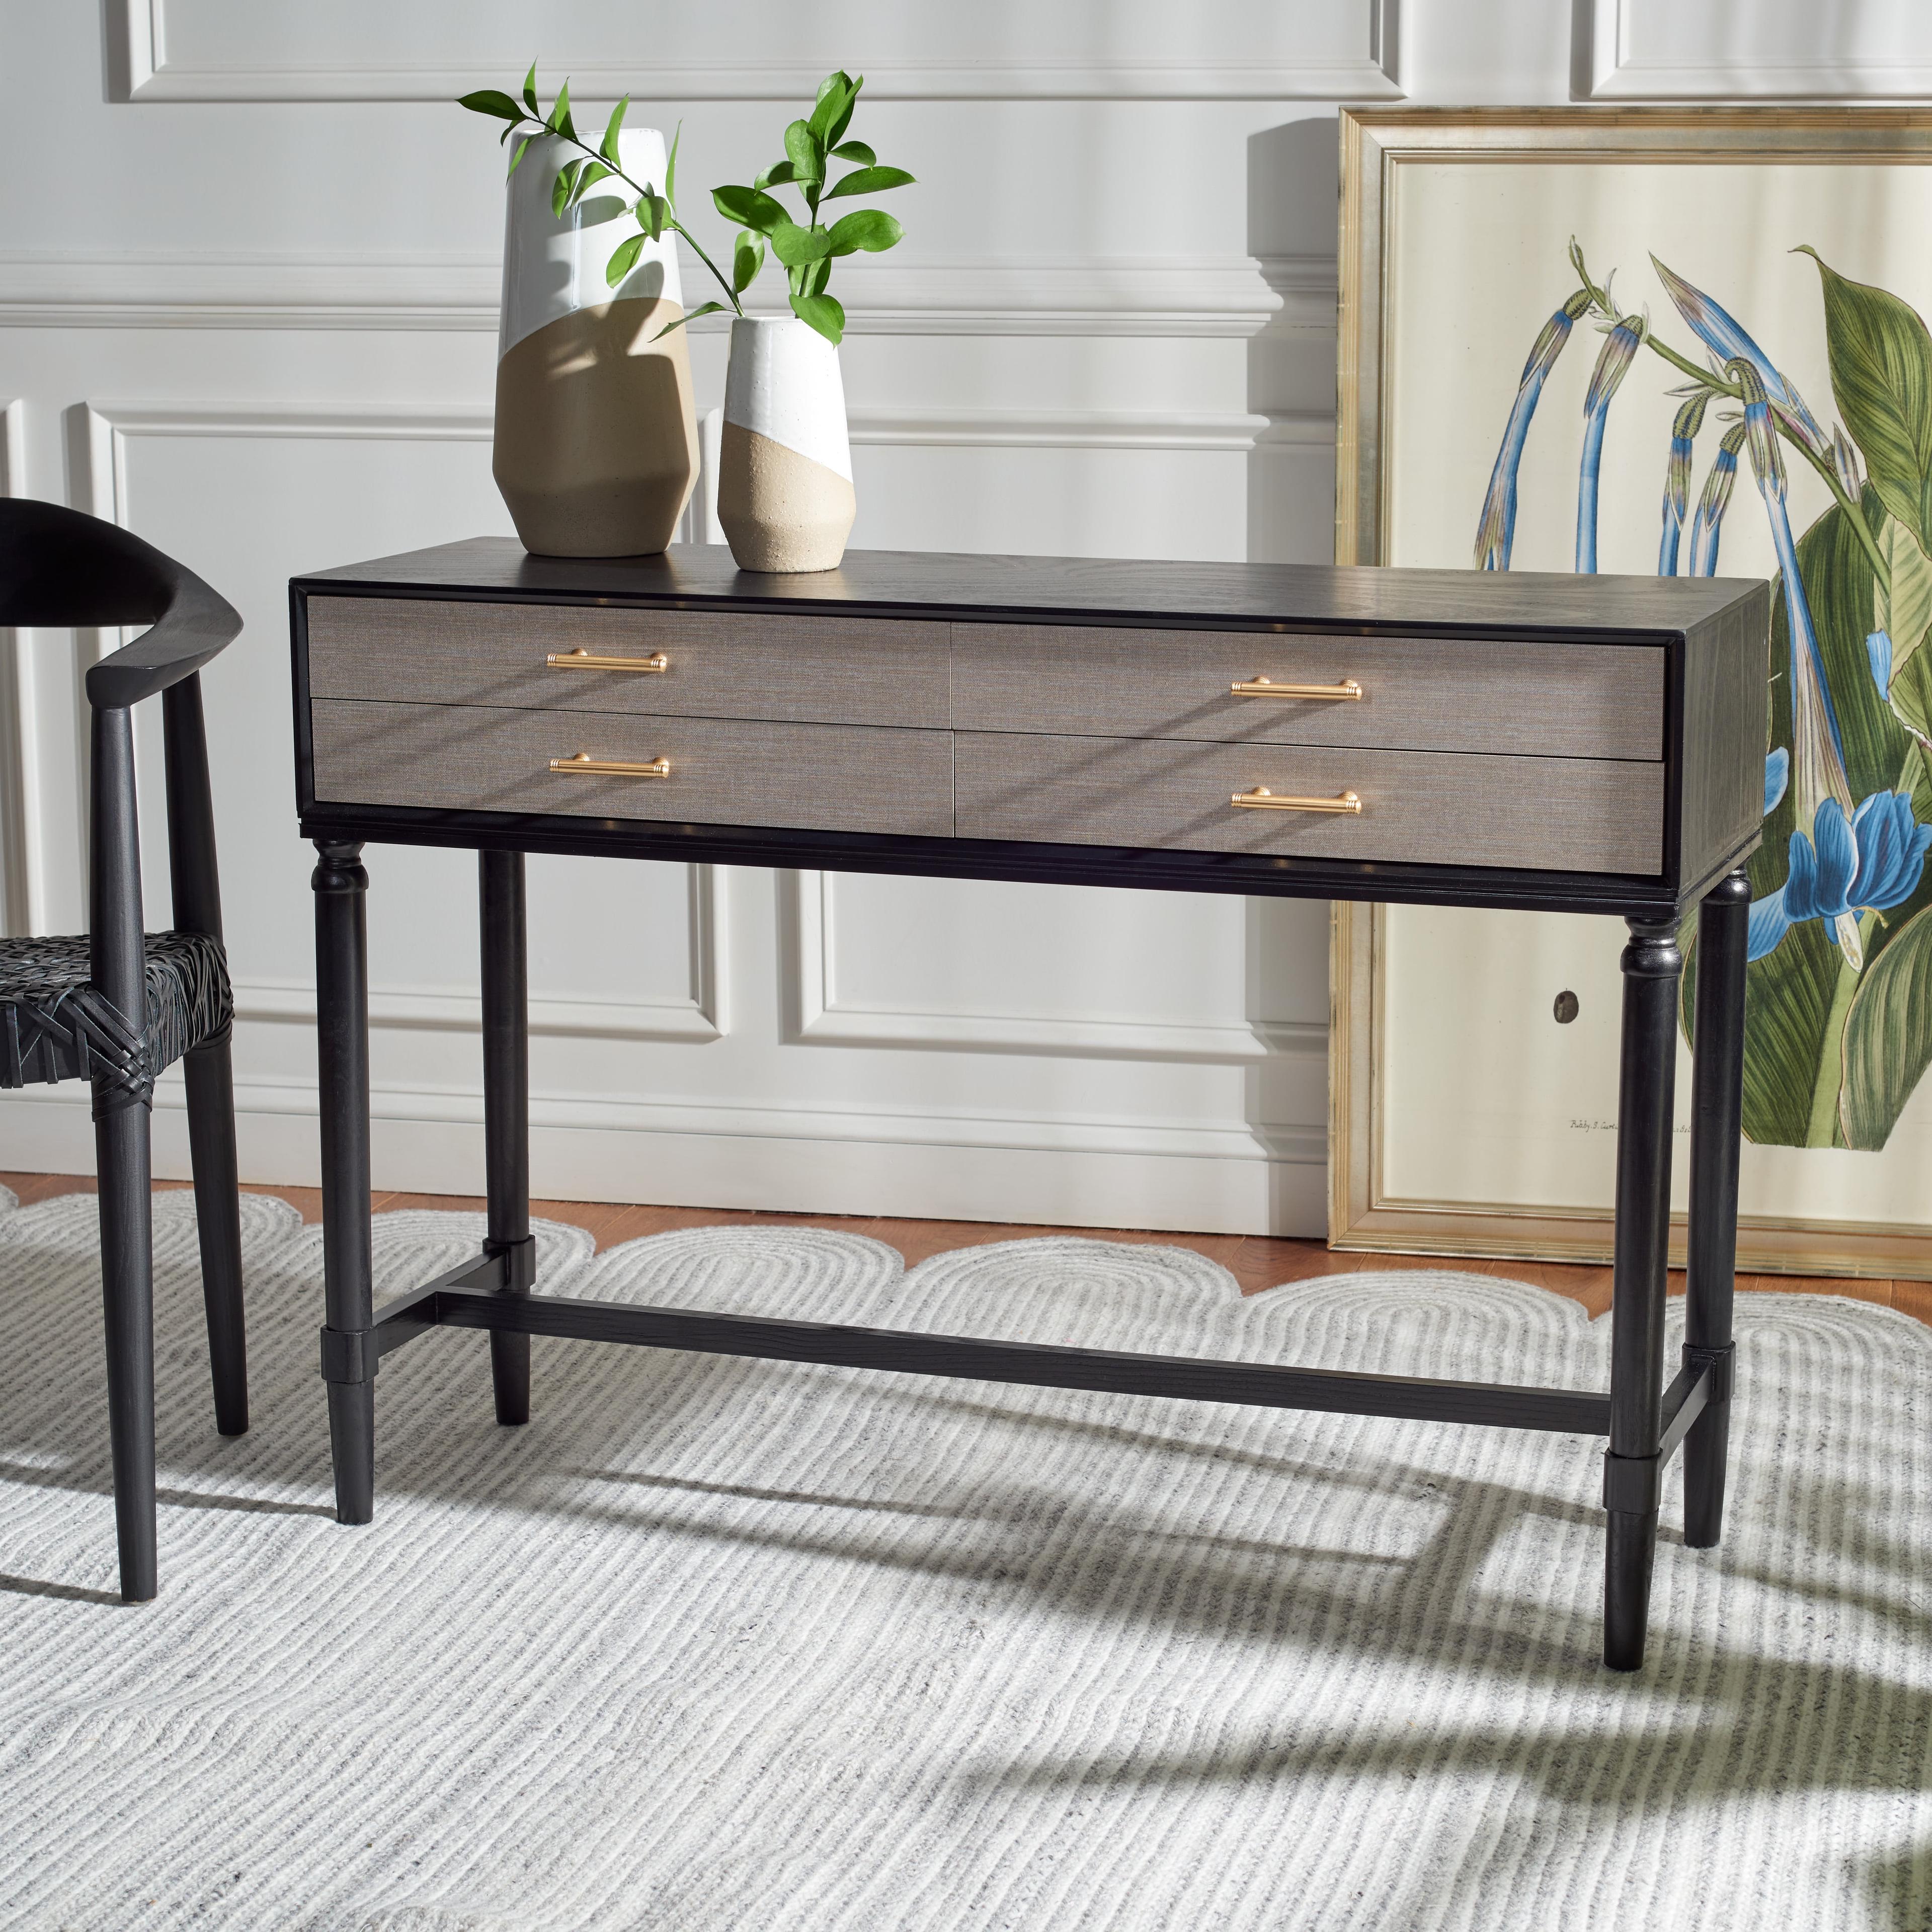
[0,500,247,1601]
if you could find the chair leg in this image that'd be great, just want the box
[184,1038,248,1436]
[96,1099,157,1602]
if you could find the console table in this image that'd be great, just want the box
[289,540,1768,1672]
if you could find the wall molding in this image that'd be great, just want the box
[116,0,1403,103]
[1587,0,1932,98]
[84,396,1271,459]
[784,870,1325,1065]
[0,253,1281,339]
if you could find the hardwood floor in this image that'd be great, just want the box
[1,1169,1920,1324]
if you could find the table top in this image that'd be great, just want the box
[298,538,1762,640]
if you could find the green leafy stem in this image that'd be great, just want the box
[460,65,912,348]
[1569,239,1893,597]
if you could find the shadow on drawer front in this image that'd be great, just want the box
[955,732,1664,874]
[310,700,953,837]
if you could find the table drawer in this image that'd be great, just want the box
[950,623,1664,760]
[311,700,954,836]
[955,732,1664,874]
[307,595,949,728]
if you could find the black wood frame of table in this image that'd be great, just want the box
[303,808,1750,1678]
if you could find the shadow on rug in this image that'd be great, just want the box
[0,1189,1926,1930]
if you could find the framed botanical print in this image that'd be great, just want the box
[1333,108,1932,1278]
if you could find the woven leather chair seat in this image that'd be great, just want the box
[0,930,231,1112]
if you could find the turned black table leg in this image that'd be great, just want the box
[480,849,534,1425]
[313,839,375,1524]
[1603,915,1682,1671]
[1684,868,1749,1548]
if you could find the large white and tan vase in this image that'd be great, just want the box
[717,316,856,572]
[493,128,698,557]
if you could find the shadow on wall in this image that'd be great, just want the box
[1246,117,1342,567]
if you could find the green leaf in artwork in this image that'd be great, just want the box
[458,89,523,122]
[1800,246,1932,548]
[1839,901,1932,1148]
[1876,512,1932,740]
[605,233,647,288]
[831,140,875,166]
[826,208,902,256]
[601,96,628,164]
[824,166,915,201]
[790,289,845,345]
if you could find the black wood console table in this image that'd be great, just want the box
[290,540,1768,1672]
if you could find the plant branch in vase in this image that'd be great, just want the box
[703,72,914,571]
[459,66,712,557]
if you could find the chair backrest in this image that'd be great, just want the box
[0,498,180,630]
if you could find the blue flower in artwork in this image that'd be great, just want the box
[1763,746,1789,817]
[1868,628,1893,701]
[1748,791,1932,962]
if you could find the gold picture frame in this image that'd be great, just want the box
[1330,107,1932,1281]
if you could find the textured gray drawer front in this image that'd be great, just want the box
[955,733,1663,874]
[950,623,1664,760]
[307,596,948,728]
[311,700,953,836]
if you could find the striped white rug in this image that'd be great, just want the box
[1,1188,1927,1930]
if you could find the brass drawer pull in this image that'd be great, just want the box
[1231,787,1362,814]
[550,751,672,779]
[1231,676,1361,700]
[547,647,670,673]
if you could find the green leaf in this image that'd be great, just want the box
[507,135,534,178]
[799,254,831,299]
[640,191,666,240]
[831,140,875,165]
[768,219,833,268]
[653,300,729,341]
[790,290,845,346]
[1839,900,1932,1148]
[1891,645,1932,744]
[546,80,575,141]
[1801,246,1932,548]
[824,165,915,201]
[712,185,791,236]
[784,118,825,187]
[605,232,647,288]
[732,230,765,294]
[522,62,540,117]
[665,121,680,208]
[809,71,854,142]
[601,96,627,163]
[825,208,902,256]
[457,89,523,122]
[551,159,581,219]
[821,73,861,149]
[573,159,612,204]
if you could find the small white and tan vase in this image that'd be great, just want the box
[717,316,856,572]
[493,127,698,557]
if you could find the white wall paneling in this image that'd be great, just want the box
[1588,0,1932,99]
[114,0,1406,101]
[0,0,1504,1234]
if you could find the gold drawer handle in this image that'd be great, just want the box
[1231,676,1361,700]
[1231,787,1362,815]
[547,647,670,673]
[550,751,672,779]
